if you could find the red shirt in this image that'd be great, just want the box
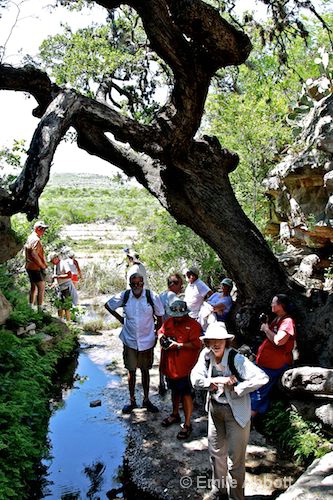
[256,316,296,369]
[159,316,202,379]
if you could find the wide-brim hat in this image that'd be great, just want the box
[166,299,190,318]
[200,322,234,341]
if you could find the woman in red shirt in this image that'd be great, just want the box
[158,300,202,439]
[251,294,296,417]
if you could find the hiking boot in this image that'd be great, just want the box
[122,401,138,414]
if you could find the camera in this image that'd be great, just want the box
[259,313,268,325]
[160,335,175,350]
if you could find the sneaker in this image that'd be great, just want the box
[142,400,159,413]
[122,402,138,414]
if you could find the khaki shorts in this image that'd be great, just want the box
[123,345,154,371]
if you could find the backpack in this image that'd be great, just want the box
[205,348,244,382]
[122,288,155,315]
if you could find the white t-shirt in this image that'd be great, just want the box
[184,278,211,319]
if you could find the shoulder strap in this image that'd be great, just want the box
[146,289,155,315]
[122,289,131,307]
[122,289,155,316]
[228,349,244,382]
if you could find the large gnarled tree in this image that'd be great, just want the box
[0,0,332,366]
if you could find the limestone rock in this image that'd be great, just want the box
[263,93,333,281]
[282,367,333,394]
[276,452,333,500]
[0,291,12,325]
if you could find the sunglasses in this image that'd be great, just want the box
[169,280,180,285]
[130,281,144,288]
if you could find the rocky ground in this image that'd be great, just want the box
[79,324,302,500]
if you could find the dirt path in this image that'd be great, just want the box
[79,328,301,500]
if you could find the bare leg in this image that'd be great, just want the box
[36,280,45,306]
[141,368,150,401]
[182,394,193,427]
[128,370,136,402]
[171,391,181,417]
[65,309,71,321]
[29,282,38,305]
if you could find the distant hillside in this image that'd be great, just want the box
[49,172,127,188]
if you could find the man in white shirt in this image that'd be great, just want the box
[184,266,212,320]
[105,273,164,414]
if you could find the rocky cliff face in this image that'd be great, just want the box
[263,89,333,290]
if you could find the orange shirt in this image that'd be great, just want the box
[25,231,47,270]
[159,316,202,379]
[256,316,296,369]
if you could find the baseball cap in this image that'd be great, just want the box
[34,220,49,230]
[185,266,199,277]
[221,278,233,288]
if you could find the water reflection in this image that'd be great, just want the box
[42,351,125,499]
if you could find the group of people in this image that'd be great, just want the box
[24,223,296,500]
[24,220,82,320]
[104,261,296,500]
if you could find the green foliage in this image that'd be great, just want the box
[203,15,333,229]
[133,207,222,291]
[263,401,332,465]
[0,323,78,497]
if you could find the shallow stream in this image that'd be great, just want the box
[41,345,126,499]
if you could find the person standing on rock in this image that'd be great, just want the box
[24,220,49,312]
[158,300,202,439]
[105,273,164,414]
[125,249,149,289]
[191,322,268,500]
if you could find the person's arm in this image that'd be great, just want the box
[74,259,82,278]
[155,316,163,331]
[260,322,291,346]
[104,300,124,325]
[104,293,125,324]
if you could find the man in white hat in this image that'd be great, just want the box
[24,220,49,311]
[184,266,212,320]
[105,273,164,414]
[191,323,268,500]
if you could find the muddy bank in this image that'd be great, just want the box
[79,329,302,500]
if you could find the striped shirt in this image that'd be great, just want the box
[191,347,269,428]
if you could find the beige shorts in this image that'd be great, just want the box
[123,345,154,371]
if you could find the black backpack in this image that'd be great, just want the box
[122,288,155,315]
[205,348,244,382]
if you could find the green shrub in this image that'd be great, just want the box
[263,401,332,465]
